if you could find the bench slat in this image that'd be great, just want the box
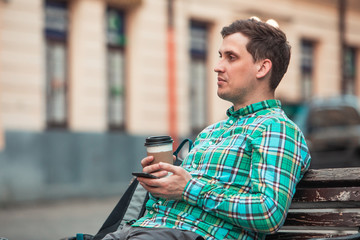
[299,168,360,187]
[293,187,360,203]
[266,233,356,240]
[284,211,360,227]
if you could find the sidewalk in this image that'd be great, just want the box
[0,196,120,240]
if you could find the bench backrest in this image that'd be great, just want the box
[267,167,360,239]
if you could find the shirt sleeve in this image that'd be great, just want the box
[182,121,311,234]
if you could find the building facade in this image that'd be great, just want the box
[0,0,359,203]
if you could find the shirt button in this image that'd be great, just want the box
[158,201,163,205]
[149,210,154,214]
[229,120,234,124]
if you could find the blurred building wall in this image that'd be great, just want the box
[0,0,359,203]
[0,0,5,150]
[0,0,44,131]
[69,0,107,131]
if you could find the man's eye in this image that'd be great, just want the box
[228,55,236,61]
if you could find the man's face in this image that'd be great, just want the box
[214,33,259,110]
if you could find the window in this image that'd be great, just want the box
[189,21,208,133]
[45,1,68,128]
[300,39,315,100]
[106,7,126,130]
[344,46,357,95]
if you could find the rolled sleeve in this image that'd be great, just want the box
[182,177,207,206]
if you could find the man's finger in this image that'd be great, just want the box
[141,156,154,168]
[158,162,178,173]
[151,170,168,178]
[143,163,162,173]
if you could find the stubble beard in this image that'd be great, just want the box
[217,87,249,110]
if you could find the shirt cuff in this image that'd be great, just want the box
[182,177,208,206]
[149,192,158,201]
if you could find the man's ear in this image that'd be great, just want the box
[256,59,272,79]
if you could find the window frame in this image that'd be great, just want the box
[300,39,316,100]
[189,20,209,134]
[44,0,69,129]
[106,7,126,131]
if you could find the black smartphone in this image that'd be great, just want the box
[132,172,159,179]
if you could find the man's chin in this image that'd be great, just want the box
[217,91,228,101]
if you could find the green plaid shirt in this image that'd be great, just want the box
[132,99,311,240]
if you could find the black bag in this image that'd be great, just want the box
[61,138,193,240]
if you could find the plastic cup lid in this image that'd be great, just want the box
[144,136,173,146]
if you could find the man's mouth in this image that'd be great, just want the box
[217,77,226,85]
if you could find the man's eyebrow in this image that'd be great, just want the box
[218,50,239,59]
[222,50,238,57]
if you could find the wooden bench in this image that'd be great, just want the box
[267,167,360,240]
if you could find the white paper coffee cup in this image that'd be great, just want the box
[144,136,173,164]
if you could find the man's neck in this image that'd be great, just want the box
[233,92,275,111]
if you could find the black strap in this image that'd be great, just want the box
[93,179,139,240]
[174,138,193,166]
[173,138,193,158]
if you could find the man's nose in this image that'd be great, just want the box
[214,60,224,73]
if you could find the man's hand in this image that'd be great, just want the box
[140,155,176,168]
[137,161,192,200]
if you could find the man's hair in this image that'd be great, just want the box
[221,18,291,90]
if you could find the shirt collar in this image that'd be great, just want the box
[226,99,281,118]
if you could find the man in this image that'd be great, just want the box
[104,18,311,240]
